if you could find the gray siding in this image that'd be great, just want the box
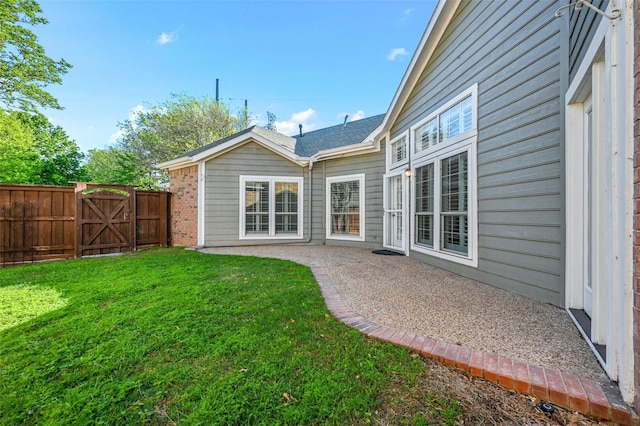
[391,0,565,305]
[568,0,608,82]
[312,144,386,249]
[203,141,309,246]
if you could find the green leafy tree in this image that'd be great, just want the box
[0,110,37,183]
[84,146,141,186]
[17,112,87,185]
[0,0,71,112]
[88,94,239,188]
[117,94,239,168]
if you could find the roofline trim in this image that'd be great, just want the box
[375,0,460,137]
[157,130,309,170]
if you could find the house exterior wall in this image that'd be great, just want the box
[390,0,564,305]
[168,165,198,246]
[317,145,386,249]
[202,141,309,246]
[634,0,640,412]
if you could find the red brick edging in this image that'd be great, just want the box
[309,265,638,425]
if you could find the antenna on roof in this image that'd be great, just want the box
[343,114,349,127]
[298,124,303,137]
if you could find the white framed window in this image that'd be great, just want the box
[411,84,477,158]
[388,131,408,169]
[326,174,365,241]
[239,176,303,239]
[410,85,478,267]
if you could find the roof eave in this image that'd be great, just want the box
[312,138,379,162]
[375,0,461,138]
[190,131,308,166]
[156,157,195,171]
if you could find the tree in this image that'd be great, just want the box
[88,94,240,188]
[17,112,87,185]
[0,0,71,112]
[117,94,239,167]
[83,146,141,187]
[0,110,37,183]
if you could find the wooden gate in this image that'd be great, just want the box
[75,183,135,257]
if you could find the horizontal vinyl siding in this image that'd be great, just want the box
[568,0,607,82]
[321,146,386,249]
[203,141,308,246]
[393,0,564,305]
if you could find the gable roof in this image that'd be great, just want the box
[179,125,297,159]
[294,114,385,157]
[375,0,460,136]
[157,114,385,170]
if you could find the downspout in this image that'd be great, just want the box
[322,161,326,245]
[406,135,412,256]
[302,163,313,243]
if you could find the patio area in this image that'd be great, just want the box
[202,244,638,422]
[201,244,605,382]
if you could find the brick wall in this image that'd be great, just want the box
[634,0,640,412]
[169,165,198,247]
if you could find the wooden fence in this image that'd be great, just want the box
[0,183,169,267]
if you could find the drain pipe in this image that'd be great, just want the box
[302,163,313,243]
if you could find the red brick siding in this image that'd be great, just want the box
[169,165,198,246]
[634,0,640,412]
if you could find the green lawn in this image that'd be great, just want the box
[0,248,461,425]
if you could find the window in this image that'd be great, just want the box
[413,149,471,258]
[389,133,408,167]
[410,84,477,267]
[326,174,365,241]
[440,152,468,254]
[414,93,474,154]
[240,176,303,239]
[415,163,434,246]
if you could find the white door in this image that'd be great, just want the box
[384,173,405,251]
[583,96,593,317]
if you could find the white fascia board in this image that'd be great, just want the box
[156,157,195,171]
[374,0,460,138]
[312,139,379,162]
[191,132,309,166]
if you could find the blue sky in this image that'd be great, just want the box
[38,1,437,153]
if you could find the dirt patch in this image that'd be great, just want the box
[373,355,616,425]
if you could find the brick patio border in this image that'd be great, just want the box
[309,265,639,425]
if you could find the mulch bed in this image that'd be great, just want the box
[372,354,616,425]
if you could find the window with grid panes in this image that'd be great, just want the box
[240,176,302,238]
[327,174,365,240]
[415,96,472,154]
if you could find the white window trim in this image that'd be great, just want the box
[387,130,409,171]
[410,126,478,268]
[410,83,478,161]
[326,174,365,241]
[239,175,304,240]
[383,169,409,253]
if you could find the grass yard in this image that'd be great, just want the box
[0,248,461,425]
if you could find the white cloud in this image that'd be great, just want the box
[108,129,124,145]
[129,104,146,120]
[107,105,147,144]
[336,110,365,122]
[350,110,365,121]
[157,31,177,45]
[388,47,409,61]
[275,108,317,136]
[400,8,415,24]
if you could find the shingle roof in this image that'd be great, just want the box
[176,125,297,159]
[293,114,385,157]
[165,114,384,165]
